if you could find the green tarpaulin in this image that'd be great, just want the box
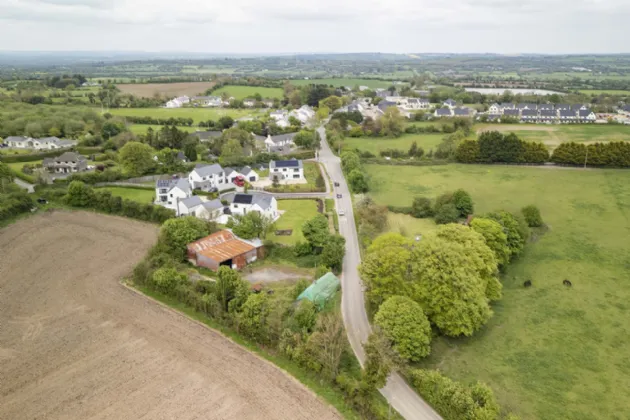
[297,272,340,307]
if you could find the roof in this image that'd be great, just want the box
[54,152,85,162]
[297,272,341,308]
[187,230,258,264]
[176,151,187,161]
[521,109,537,116]
[270,159,302,169]
[378,100,397,111]
[5,136,29,143]
[202,199,223,211]
[579,109,593,117]
[194,131,223,140]
[436,108,452,116]
[156,177,190,192]
[233,194,253,204]
[540,109,556,116]
[444,98,456,105]
[240,166,254,176]
[268,133,296,144]
[503,109,520,116]
[193,163,223,177]
[559,109,576,117]
[453,107,471,116]
[180,195,203,209]
[230,192,275,210]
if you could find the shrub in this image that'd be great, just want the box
[434,202,459,224]
[411,197,433,218]
[522,205,543,227]
[452,189,474,217]
[152,267,186,295]
[65,180,95,207]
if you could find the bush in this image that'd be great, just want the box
[65,180,95,207]
[522,205,543,227]
[452,189,474,217]
[152,267,186,295]
[387,205,412,215]
[293,241,313,257]
[159,217,211,260]
[411,197,433,218]
[434,202,459,224]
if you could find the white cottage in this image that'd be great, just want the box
[228,192,279,221]
[188,163,226,191]
[155,178,192,211]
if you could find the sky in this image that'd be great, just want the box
[0,0,629,54]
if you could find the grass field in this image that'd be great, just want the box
[289,78,399,89]
[342,133,446,155]
[6,160,42,171]
[476,124,630,150]
[128,124,197,134]
[386,212,437,238]
[212,85,283,100]
[117,82,216,98]
[97,186,155,203]
[578,89,629,96]
[269,199,320,245]
[108,107,264,124]
[365,163,630,419]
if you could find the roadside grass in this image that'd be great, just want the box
[212,85,283,100]
[342,133,446,155]
[107,107,266,124]
[97,186,154,203]
[269,199,320,245]
[365,163,630,420]
[128,124,197,134]
[289,78,397,89]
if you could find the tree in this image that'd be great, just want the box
[65,180,95,207]
[292,299,318,333]
[238,293,270,342]
[347,169,369,193]
[216,266,249,313]
[470,217,510,269]
[452,189,474,217]
[293,130,319,149]
[363,331,396,389]
[434,202,459,224]
[411,197,433,218]
[220,138,243,160]
[301,214,330,252]
[305,313,345,380]
[101,120,126,140]
[359,233,414,308]
[341,151,361,173]
[118,141,155,176]
[159,216,210,260]
[184,142,198,162]
[152,267,186,295]
[522,205,543,227]
[379,107,404,137]
[374,296,432,362]
[487,210,528,258]
[227,212,274,239]
[321,234,346,272]
[319,95,343,111]
[217,115,234,129]
[408,141,424,158]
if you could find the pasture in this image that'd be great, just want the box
[116,81,216,98]
[365,163,630,419]
[0,212,339,420]
[578,89,630,96]
[342,133,446,155]
[269,199,320,245]
[107,107,265,124]
[289,78,398,89]
[128,124,197,134]
[97,186,155,203]
[212,85,283,100]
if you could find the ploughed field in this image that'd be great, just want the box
[0,211,339,420]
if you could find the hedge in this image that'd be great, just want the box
[387,205,413,215]
[9,168,36,184]
[0,149,67,163]
[361,158,450,166]
[76,146,103,155]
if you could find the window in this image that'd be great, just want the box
[170,194,173,198]
[294,168,299,172]
[293,174,300,179]
[234,204,238,208]
[249,176,255,181]
[283,168,287,172]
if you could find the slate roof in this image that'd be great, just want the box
[240,166,254,176]
[540,109,556,117]
[435,108,452,116]
[202,199,223,211]
[4,136,29,143]
[54,152,85,162]
[270,159,302,169]
[453,107,471,116]
[193,163,224,177]
[194,130,223,141]
[579,109,594,117]
[556,104,571,110]
[377,100,397,111]
[538,104,554,110]
[268,133,297,144]
[180,195,203,209]
[156,177,190,192]
[444,99,457,106]
[231,192,274,210]
[503,109,520,116]
[521,109,538,117]
[559,109,577,117]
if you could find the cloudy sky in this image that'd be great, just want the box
[0,0,628,54]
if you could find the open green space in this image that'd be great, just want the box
[107,107,265,124]
[342,133,446,155]
[386,212,437,238]
[212,85,283,100]
[289,78,399,89]
[578,89,630,96]
[6,160,43,172]
[128,124,197,134]
[365,163,630,419]
[269,199,320,246]
[97,186,155,203]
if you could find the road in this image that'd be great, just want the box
[13,178,35,193]
[316,127,442,420]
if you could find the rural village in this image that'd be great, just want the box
[2,48,630,420]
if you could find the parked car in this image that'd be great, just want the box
[336,194,342,199]
[334,182,340,187]
[338,209,345,216]
[37,198,48,204]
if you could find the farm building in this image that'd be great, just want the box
[187,229,264,271]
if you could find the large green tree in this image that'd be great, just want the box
[321,234,346,272]
[227,212,274,239]
[159,216,210,260]
[374,296,432,362]
[486,210,529,258]
[379,107,404,137]
[118,141,156,176]
[341,151,361,173]
[238,293,270,342]
[65,180,95,207]
[301,214,330,251]
[216,266,249,313]
[470,217,510,268]
[220,138,243,160]
[347,169,369,193]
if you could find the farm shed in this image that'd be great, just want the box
[187,230,264,271]
[297,272,340,308]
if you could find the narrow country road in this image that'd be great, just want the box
[13,178,35,193]
[316,127,442,420]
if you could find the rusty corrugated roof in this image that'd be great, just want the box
[187,230,256,263]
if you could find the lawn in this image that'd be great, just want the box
[269,199,320,245]
[107,107,265,124]
[578,89,629,96]
[265,161,323,193]
[475,124,630,150]
[289,78,399,89]
[342,133,446,155]
[97,186,155,204]
[365,163,630,419]
[128,124,197,134]
[386,212,437,238]
[6,160,43,171]
[212,85,283,100]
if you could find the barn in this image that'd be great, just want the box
[187,230,265,271]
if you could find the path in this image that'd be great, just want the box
[317,128,442,420]
[13,178,35,193]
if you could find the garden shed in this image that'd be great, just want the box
[297,272,340,308]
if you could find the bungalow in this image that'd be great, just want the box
[227,192,279,221]
[443,99,457,109]
[224,166,259,183]
[265,133,296,152]
[154,177,192,211]
[269,159,304,181]
[187,229,264,271]
[191,199,224,221]
[243,98,256,107]
[194,130,223,142]
[188,163,226,191]
[165,96,190,108]
[434,107,453,117]
[4,136,77,150]
[191,96,223,107]
[289,105,316,125]
[178,195,204,216]
[4,136,31,148]
[42,152,87,173]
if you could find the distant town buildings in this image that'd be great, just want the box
[487,103,596,123]
[4,136,78,150]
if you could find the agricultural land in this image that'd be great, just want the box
[0,211,340,420]
[107,107,266,124]
[212,85,284,100]
[117,81,217,98]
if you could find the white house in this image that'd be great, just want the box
[289,105,316,125]
[443,99,457,109]
[192,199,225,221]
[165,96,190,108]
[434,108,453,117]
[243,98,256,107]
[3,136,77,150]
[178,196,204,216]
[188,163,226,191]
[225,166,259,183]
[265,133,296,153]
[191,96,224,107]
[228,192,279,221]
[155,178,192,211]
[269,159,304,181]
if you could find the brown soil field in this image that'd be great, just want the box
[117,81,216,98]
[0,211,340,420]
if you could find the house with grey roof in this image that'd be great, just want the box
[194,130,223,142]
[578,108,596,122]
[155,177,192,211]
[453,107,475,117]
[434,107,453,117]
[178,195,204,216]
[443,99,457,108]
[42,152,87,174]
[269,159,304,182]
[226,192,279,221]
[265,133,296,153]
[559,109,578,122]
[224,166,260,183]
[192,199,225,221]
[188,163,226,191]
[4,135,77,150]
[521,109,538,122]
[4,136,31,148]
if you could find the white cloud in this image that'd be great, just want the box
[0,0,628,53]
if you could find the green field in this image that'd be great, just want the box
[476,124,630,150]
[289,78,400,89]
[269,199,320,245]
[128,124,197,134]
[6,160,43,171]
[97,186,155,203]
[578,89,630,96]
[386,212,437,238]
[212,85,283,100]
[343,133,446,155]
[107,107,265,124]
[365,163,630,419]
